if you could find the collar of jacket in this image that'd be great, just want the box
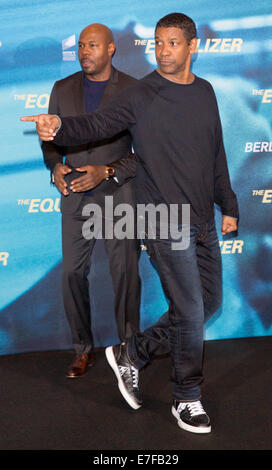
[77,65,119,111]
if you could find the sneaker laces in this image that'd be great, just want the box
[178,400,205,417]
[131,366,139,388]
[119,365,139,388]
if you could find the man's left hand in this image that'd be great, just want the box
[70,165,107,192]
[221,215,238,235]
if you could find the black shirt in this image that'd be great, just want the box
[83,76,109,196]
[55,70,238,224]
[83,76,109,113]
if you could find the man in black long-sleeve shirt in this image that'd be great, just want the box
[21,13,238,434]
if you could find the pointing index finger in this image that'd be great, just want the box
[20,115,39,122]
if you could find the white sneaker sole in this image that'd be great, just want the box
[172,406,211,434]
[105,346,142,410]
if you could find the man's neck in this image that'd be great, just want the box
[84,66,111,82]
[157,68,195,85]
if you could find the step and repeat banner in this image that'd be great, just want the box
[0,0,271,355]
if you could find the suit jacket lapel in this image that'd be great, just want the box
[73,72,86,115]
[99,66,118,109]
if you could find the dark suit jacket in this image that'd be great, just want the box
[42,66,137,215]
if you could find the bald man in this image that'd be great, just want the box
[42,23,141,378]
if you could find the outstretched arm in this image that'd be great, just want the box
[21,89,136,146]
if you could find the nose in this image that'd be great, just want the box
[159,43,171,57]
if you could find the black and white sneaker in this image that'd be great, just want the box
[172,400,211,434]
[105,343,143,410]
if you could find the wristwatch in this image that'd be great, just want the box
[105,166,115,180]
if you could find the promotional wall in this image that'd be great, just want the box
[0,0,271,355]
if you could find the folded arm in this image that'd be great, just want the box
[110,152,137,186]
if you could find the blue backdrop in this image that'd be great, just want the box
[1,0,272,355]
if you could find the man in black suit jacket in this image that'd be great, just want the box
[42,23,141,378]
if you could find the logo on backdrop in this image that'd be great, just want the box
[18,198,61,213]
[0,252,9,266]
[14,94,49,109]
[134,38,243,54]
[245,141,272,153]
[62,34,76,61]
[219,240,244,254]
[252,190,272,203]
[252,89,272,103]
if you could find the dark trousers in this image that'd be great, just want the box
[128,219,222,401]
[62,213,141,353]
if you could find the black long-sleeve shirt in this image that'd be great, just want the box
[54,70,239,224]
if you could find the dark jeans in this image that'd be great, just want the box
[128,219,222,401]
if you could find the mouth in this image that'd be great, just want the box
[80,58,94,67]
[159,60,173,66]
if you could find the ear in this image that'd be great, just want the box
[189,37,197,55]
[108,42,116,57]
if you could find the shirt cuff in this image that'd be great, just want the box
[53,115,61,133]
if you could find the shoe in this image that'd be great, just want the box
[172,400,211,434]
[66,351,96,378]
[105,343,143,410]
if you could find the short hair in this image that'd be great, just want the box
[155,13,197,44]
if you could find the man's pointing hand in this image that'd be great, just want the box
[20,114,61,141]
